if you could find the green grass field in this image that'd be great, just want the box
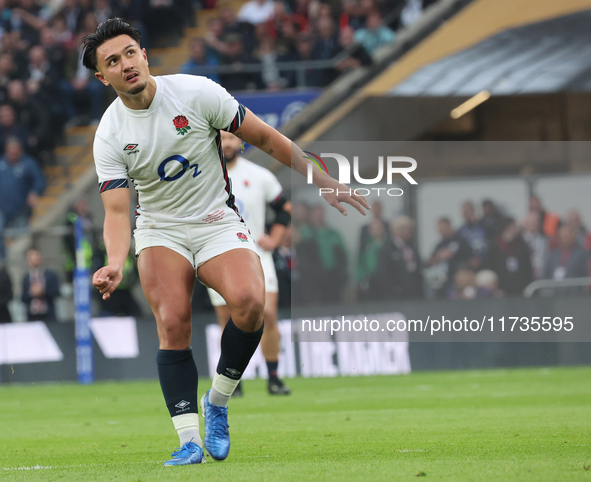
[1,366,590,481]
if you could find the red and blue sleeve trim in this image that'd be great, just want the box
[222,103,246,133]
[99,178,129,193]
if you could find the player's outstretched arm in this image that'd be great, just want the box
[93,188,131,300]
[233,108,370,217]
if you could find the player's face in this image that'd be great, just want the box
[95,35,149,96]
[220,130,242,162]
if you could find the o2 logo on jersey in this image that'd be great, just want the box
[158,155,202,182]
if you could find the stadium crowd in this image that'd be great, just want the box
[290,196,591,306]
[0,0,438,240]
[0,0,197,235]
[181,0,440,90]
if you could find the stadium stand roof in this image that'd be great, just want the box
[391,10,591,96]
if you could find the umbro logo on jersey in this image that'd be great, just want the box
[124,144,139,155]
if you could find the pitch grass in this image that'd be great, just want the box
[1,367,590,481]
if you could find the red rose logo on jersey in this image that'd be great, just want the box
[173,115,191,135]
[237,232,248,243]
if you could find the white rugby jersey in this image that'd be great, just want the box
[93,74,245,228]
[227,156,283,245]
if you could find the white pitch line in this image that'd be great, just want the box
[2,461,162,471]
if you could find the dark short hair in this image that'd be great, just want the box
[81,18,141,71]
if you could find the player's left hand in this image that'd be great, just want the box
[318,175,370,216]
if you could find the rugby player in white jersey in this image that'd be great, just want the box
[208,130,291,397]
[83,18,369,466]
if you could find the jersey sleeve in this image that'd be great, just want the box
[199,78,245,132]
[93,135,129,190]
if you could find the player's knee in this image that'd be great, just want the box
[157,305,192,348]
[230,289,264,328]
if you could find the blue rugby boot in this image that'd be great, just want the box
[163,441,206,466]
[201,390,230,460]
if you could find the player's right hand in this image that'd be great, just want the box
[93,265,123,300]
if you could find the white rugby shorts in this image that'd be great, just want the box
[134,217,259,274]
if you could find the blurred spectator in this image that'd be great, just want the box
[22,248,60,322]
[0,258,12,323]
[312,16,338,60]
[204,17,228,61]
[50,13,74,48]
[180,37,220,82]
[353,9,394,55]
[220,6,256,54]
[98,251,142,317]
[358,200,389,256]
[564,209,587,246]
[62,12,104,125]
[484,218,532,296]
[427,217,472,298]
[0,53,19,102]
[93,0,112,25]
[475,269,503,298]
[447,268,477,300]
[543,225,589,281]
[325,26,372,83]
[521,211,549,280]
[11,0,45,48]
[357,218,388,300]
[283,32,324,87]
[457,201,487,268]
[238,0,276,25]
[377,215,422,299]
[219,33,261,91]
[143,0,191,48]
[0,136,45,230]
[1,31,29,76]
[309,204,348,303]
[255,36,287,90]
[39,26,67,78]
[0,103,29,151]
[529,195,560,240]
[8,79,53,163]
[479,199,504,239]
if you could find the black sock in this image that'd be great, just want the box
[157,348,198,417]
[216,318,264,380]
[266,360,279,379]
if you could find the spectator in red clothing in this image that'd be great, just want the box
[529,195,560,241]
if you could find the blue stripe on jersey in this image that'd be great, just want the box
[99,179,129,193]
[223,103,246,133]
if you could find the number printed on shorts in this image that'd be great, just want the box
[158,155,202,182]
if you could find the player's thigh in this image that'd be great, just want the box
[197,248,265,317]
[137,246,195,323]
